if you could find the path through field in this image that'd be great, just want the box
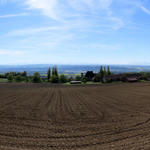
[0,83,150,150]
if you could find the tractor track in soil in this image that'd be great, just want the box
[1,83,150,149]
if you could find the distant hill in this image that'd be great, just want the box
[0,64,150,75]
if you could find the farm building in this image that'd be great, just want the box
[126,77,138,82]
[105,73,142,82]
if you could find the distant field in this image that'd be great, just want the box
[0,83,150,149]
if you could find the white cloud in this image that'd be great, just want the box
[24,0,125,30]
[140,6,150,15]
[0,49,24,55]
[0,13,28,18]
[7,26,65,36]
[25,0,59,19]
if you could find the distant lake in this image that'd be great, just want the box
[0,65,150,75]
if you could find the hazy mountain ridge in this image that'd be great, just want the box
[0,65,150,75]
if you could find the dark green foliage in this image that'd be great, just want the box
[85,71,94,81]
[15,75,24,82]
[75,75,81,81]
[94,73,100,82]
[0,74,6,78]
[82,78,87,83]
[51,66,59,83]
[22,71,27,77]
[107,66,111,75]
[25,77,29,82]
[32,72,41,83]
[81,73,87,83]
[60,74,67,83]
[47,67,51,81]
[99,66,104,82]
[103,66,106,76]
[140,72,150,80]
[51,75,59,83]
[81,73,84,79]
[52,66,58,77]
[7,74,13,82]
[68,76,74,82]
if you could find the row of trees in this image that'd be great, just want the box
[1,66,112,83]
[85,66,111,82]
[94,66,111,82]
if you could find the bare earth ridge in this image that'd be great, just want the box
[0,83,150,150]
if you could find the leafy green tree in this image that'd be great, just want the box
[32,72,41,83]
[22,71,27,77]
[7,74,13,82]
[51,75,59,83]
[60,74,67,83]
[75,75,81,81]
[94,73,100,82]
[85,71,94,81]
[25,76,29,82]
[82,78,87,84]
[81,73,84,79]
[15,75,23,82]
[47,67,51,82]
[81,73,86,83]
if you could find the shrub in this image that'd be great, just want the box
[94,74,100,82]
[68,76,74,82]
[15,75,24,82]
[32,72,41,83]
[51,75,59,83]
[7,74,13,82]
[75,75,81,81]
[82,78,87,83]
[60,74,67,83]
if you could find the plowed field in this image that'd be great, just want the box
[1,83,150,150]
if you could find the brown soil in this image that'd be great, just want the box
[0,82,150,150]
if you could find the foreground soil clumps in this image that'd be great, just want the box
[0,83,150,150]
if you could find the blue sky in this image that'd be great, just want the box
[0,0,150,65]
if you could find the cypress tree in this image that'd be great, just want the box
[54,66,58,77]
[104,66,106,76]
[100,66,104,82]
[52,67,55,76]
[47,67,51,81]
[51,66,59,83]
[107,66,111,75]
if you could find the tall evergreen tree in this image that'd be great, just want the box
[52,67,55,76]
[107,66,111,75]
[100,66,104,82]
[51,66,59,83]
[103,66,106,76]
[54,66,58,77]
[52,66,58,77]
[47,67,51,81]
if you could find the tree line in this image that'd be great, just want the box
[1,65,150,83]
[0,65,113,83]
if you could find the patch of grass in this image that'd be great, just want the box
[0,78,8,83]
[64,81,103,85]
[85,82,102,85]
